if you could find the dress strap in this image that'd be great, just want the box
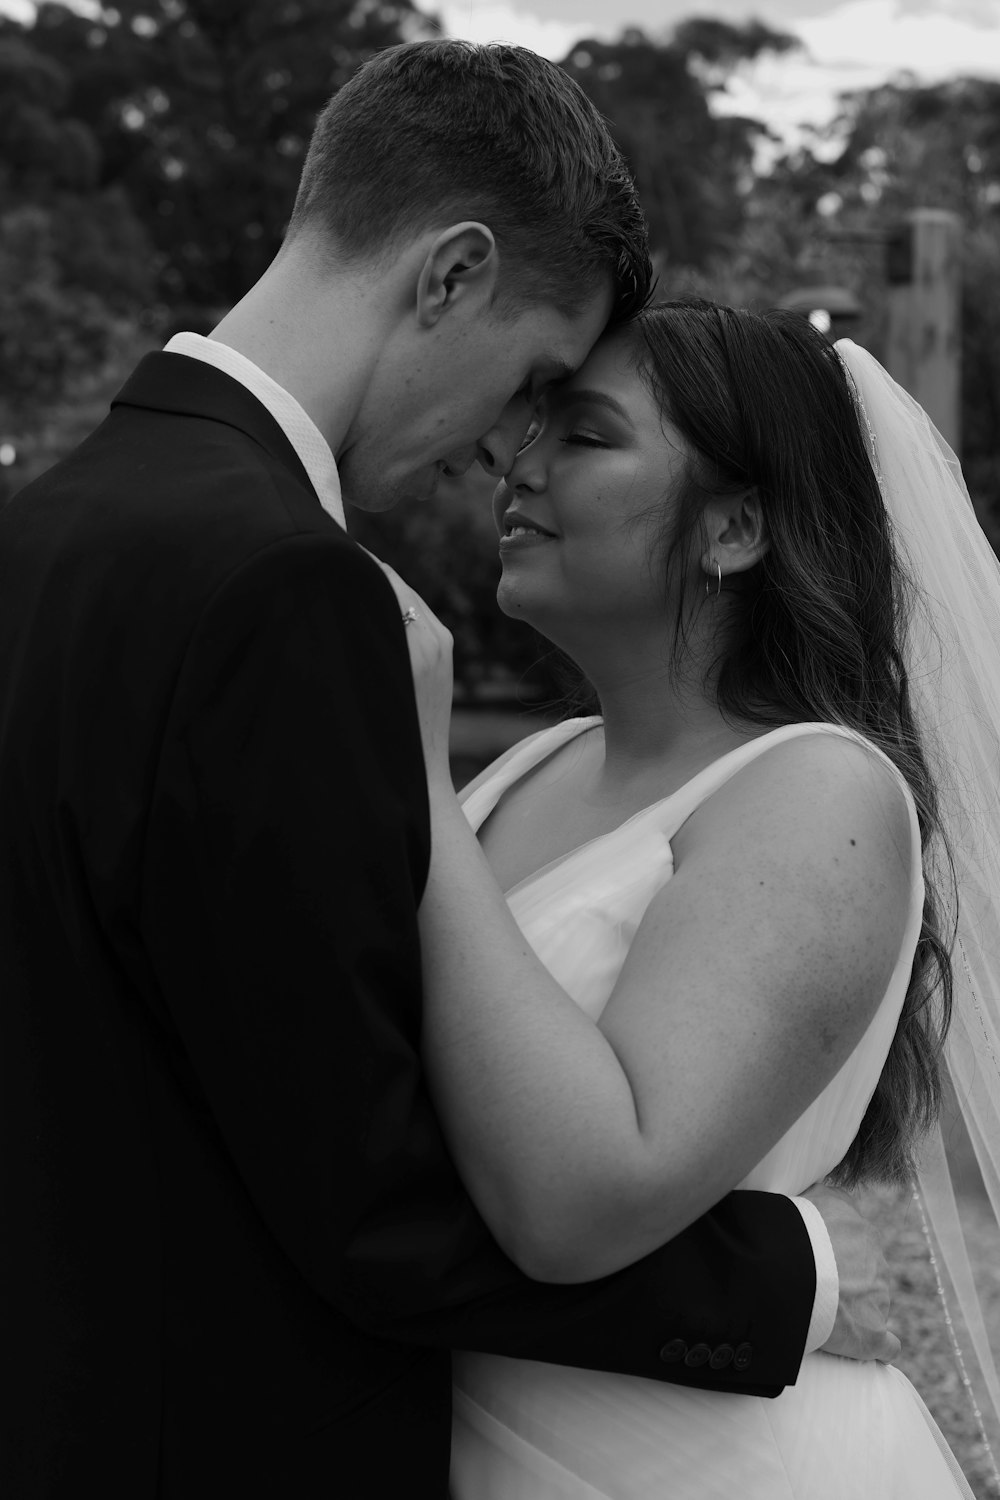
[460,717,599,834]
[655,723,925,949]
[659,720,916,834]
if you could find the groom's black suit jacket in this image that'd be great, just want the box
[0,352,816,1497]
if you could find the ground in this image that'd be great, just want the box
[864,1183,1000,1497]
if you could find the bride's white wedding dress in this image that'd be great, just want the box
[451,718,973,1499]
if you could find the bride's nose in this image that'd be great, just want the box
[505,433,547,493]
[491,451,544,534]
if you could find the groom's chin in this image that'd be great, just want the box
[342,461,441,513]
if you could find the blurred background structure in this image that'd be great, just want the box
[2,2,1000,1492]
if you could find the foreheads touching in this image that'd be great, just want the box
[283,40,652,327]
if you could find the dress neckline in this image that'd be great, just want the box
[463,716,906,900]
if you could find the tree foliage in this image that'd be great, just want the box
[561,20,797,268]
[0,22,155,416]
[13,0,435,307]
[825,76,1000,223]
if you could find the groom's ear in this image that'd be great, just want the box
[415,223,499,328]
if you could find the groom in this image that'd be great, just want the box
[0,40,895,1499]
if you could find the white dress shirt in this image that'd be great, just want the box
[797,1194,839,1351]
[163,331,346,531]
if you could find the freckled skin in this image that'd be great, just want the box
[817,1024,840,1055]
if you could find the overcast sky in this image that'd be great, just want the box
[438,0,1000,149]
[4,0,999,152]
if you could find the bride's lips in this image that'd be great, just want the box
[499,508,558,551]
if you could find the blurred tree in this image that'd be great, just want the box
[821,76,1000,223]
[672,16,798,79]
[561,20,798,268]
[0,32,99,194]
[0,204,116,411]
[0,24,154,424]
[14,0,436,310]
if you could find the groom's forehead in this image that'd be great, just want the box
[521,288,615,375]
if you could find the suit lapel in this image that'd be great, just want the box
[111,352,319,502]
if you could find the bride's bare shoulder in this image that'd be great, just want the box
[673,726,915,876]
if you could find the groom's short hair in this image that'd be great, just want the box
[285,40,651,326]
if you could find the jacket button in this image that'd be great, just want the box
[733,1342,753,1371]
[709,1343,734,1370]
[683,1342,712,1367]
[659,1338,687,1364]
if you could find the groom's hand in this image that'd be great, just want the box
[803,1184,901,1364]
[361,551,455,790]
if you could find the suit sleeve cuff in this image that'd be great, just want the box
[792,1195,839,1352]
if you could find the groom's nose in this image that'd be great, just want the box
[476,408,533,477]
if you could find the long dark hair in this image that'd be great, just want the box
[628,299,954,1186]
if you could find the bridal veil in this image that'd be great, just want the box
[837,339,1000,1463]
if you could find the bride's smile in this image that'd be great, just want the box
[490,332,691,646]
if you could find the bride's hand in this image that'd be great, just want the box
[368,555,455,787]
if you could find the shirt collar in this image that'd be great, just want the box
[163,331,346,531]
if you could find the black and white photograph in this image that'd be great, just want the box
[2,1,1000,1495]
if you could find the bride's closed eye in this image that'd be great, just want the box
[562,433,607,448]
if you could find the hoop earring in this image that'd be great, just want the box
[705,559,722,598]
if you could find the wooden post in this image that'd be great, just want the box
[885,209,962,451]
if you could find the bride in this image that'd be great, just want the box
[383,299,997,1496]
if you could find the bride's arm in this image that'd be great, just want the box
[421,749,911,1283]
[389,576,914,1285]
